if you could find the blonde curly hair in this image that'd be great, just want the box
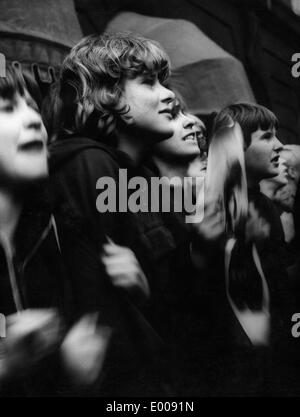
[50,32,171,141]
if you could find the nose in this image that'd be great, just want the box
[160,84,175,105]
[273,136,283,153]
[23,103,43,132]
[182,114,196,130]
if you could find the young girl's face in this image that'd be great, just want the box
[0,90,48,186]
[119,73,175,143]
[154,109,203,160]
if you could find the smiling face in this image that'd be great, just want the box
[244,127,283,184]
[153,109,204,162]
[0,91,48,187]
[119,74,175,144]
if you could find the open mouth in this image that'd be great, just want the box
[183,133,197,142]
[271,155,280,165]
[19,140,44,153]
[159,108,173,117]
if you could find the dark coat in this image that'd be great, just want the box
[49,136,180,395]
[49,136,176,292]
[0,187,71,396]
[190,188,299,396]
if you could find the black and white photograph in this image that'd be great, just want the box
[0,0,300,400]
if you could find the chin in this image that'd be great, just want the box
[265,168,279,179]
[22,168,49,183]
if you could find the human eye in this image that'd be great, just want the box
[0,98,15,113]
[261,131,273,140]
[141,74,156,86]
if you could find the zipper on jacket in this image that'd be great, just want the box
[0,236,24,313]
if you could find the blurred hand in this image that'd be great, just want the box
[191,198,225,244]
[245,202,270,243]
[274,183,296,212]
[0,309,61,380]
[101,239,150,299]
[190,199,225,269]
[60,314,111,386]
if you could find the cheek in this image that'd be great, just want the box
[136,91,159,113]
[0,118,19,142]
[249,144,270,163]
[245,148,257,165]
[41,124,48,144]
[127,96,150,119]
[262,143,273,157]
[0,135,16,160]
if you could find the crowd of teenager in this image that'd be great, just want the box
[0,31,300,397]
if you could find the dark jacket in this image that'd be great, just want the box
[49,136,180,395]
[49,137,176,293]
[248,188,299,395]
[0,187,72,396]
[192,188,299,396]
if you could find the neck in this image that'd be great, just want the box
[153,158,188,180]
[0,188,23,250]
[116,129,148,166]
[246,171,260,190]
[188,157,206,178]
[152,155,200,181]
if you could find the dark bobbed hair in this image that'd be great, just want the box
[0,66,42,110]
[49,32,171,141]
[212,103,279,148]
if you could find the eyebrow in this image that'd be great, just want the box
[260,129,275,137]
[0,95,17,104]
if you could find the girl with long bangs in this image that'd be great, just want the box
[0,67,41,110]
[0,67,111,397]
[0,66,61,395]
[148,96,207,242]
